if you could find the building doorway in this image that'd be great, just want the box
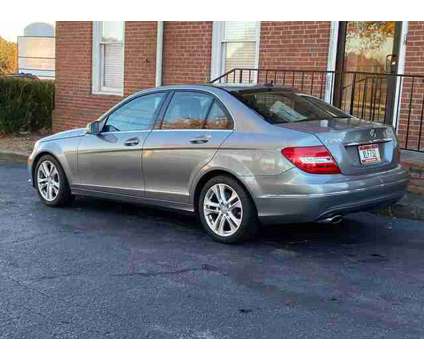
[333,21,402,124]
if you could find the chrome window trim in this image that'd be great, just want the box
[150,129,233,133]
[99,129,152,135]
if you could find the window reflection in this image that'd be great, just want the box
[162,92,213,129]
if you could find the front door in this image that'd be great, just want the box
[76,92,167,197]
[334,21,402,124]
[143,90,233,204]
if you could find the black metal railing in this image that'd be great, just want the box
[210,68,424,153]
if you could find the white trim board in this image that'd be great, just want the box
[155,21,164,87]
[324,21,339,103]
[392,21,408,129]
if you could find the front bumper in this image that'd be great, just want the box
[248,165,409,224]
[27,150,36,186]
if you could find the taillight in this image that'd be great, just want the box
[282,146,341,174]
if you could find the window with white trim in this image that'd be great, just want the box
[211,21,260,83]
[92,21,124,95]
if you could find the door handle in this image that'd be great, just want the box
[124,137,140,146]
[189,135,211,144]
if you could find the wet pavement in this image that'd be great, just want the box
[1,155,424,338]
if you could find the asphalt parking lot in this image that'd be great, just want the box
[1,154,424,338]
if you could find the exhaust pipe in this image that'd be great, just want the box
[318,214,344,225]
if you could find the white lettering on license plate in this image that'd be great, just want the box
[358,144,381,165]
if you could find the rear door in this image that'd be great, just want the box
[142,90,233,204]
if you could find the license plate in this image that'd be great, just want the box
[358,144,381,165]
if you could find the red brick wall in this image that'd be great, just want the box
[396,22,424,151]
[404,22,424,75]
[124,21,157,96]
[53,21,424,153]
[54,21,213,131]
[54,21,157,132]
[162,22,212,85]
[54,22,122,132]
[259,21,331,70]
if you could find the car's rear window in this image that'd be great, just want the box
[231,89,351,124]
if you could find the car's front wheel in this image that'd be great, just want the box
[199,175,258,244]
[35,155,73,207]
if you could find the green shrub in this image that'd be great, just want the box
[0,77,54,134]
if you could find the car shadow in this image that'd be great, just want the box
[70,196,383,252]
[71,196,200,227]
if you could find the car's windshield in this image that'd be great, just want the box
[232,89,351,124]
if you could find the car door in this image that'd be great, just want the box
[76,91,168,197]
[142,90,234,204]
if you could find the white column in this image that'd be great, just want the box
[324,21,339,103]
[155,21,164,87]
[392,21,409,129]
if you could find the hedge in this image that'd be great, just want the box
[0,77,54,134]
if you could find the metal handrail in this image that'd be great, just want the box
[210,68,424,153]
[210,68,424,84]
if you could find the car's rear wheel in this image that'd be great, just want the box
[35,155,73,207]
[199,175,258,244]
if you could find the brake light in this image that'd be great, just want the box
[282,146,341,174]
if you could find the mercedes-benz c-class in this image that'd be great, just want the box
[28,85,408,243]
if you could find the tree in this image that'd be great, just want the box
[0,37,17,75]
[346,22,396,52]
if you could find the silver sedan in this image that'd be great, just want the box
[28,85,409,243]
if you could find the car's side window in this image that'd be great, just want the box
[103,93,166,132]
[161,92,214,129]
[205,101,233,130]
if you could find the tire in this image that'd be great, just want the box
[35,155,73,207]
[198,175,258,244]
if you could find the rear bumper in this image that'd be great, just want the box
[249,165,409,224]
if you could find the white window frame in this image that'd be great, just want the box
[92,21,125,96]
[210,21,261,84]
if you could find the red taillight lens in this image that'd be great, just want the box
[282,146,341,174]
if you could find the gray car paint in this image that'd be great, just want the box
[28,84,409,223]
[142,129,233,204]
[278,118,398,175]
[76,130,149,197]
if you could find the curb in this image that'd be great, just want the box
[0,150,29,163]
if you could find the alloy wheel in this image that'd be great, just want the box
[203,183,243,237]
[37,160,60,202]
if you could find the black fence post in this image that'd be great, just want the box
[349,73,357,116]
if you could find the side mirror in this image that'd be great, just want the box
[86,121,101,135]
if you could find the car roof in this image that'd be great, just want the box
[129,84,298,100]
[211,84,297,94]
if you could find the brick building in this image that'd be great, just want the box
[54,21,424,155]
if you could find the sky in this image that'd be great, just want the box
[0,20,54,42]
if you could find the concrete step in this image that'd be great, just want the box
[401,150,424,195]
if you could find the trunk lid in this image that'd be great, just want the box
[276,117,399,175]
